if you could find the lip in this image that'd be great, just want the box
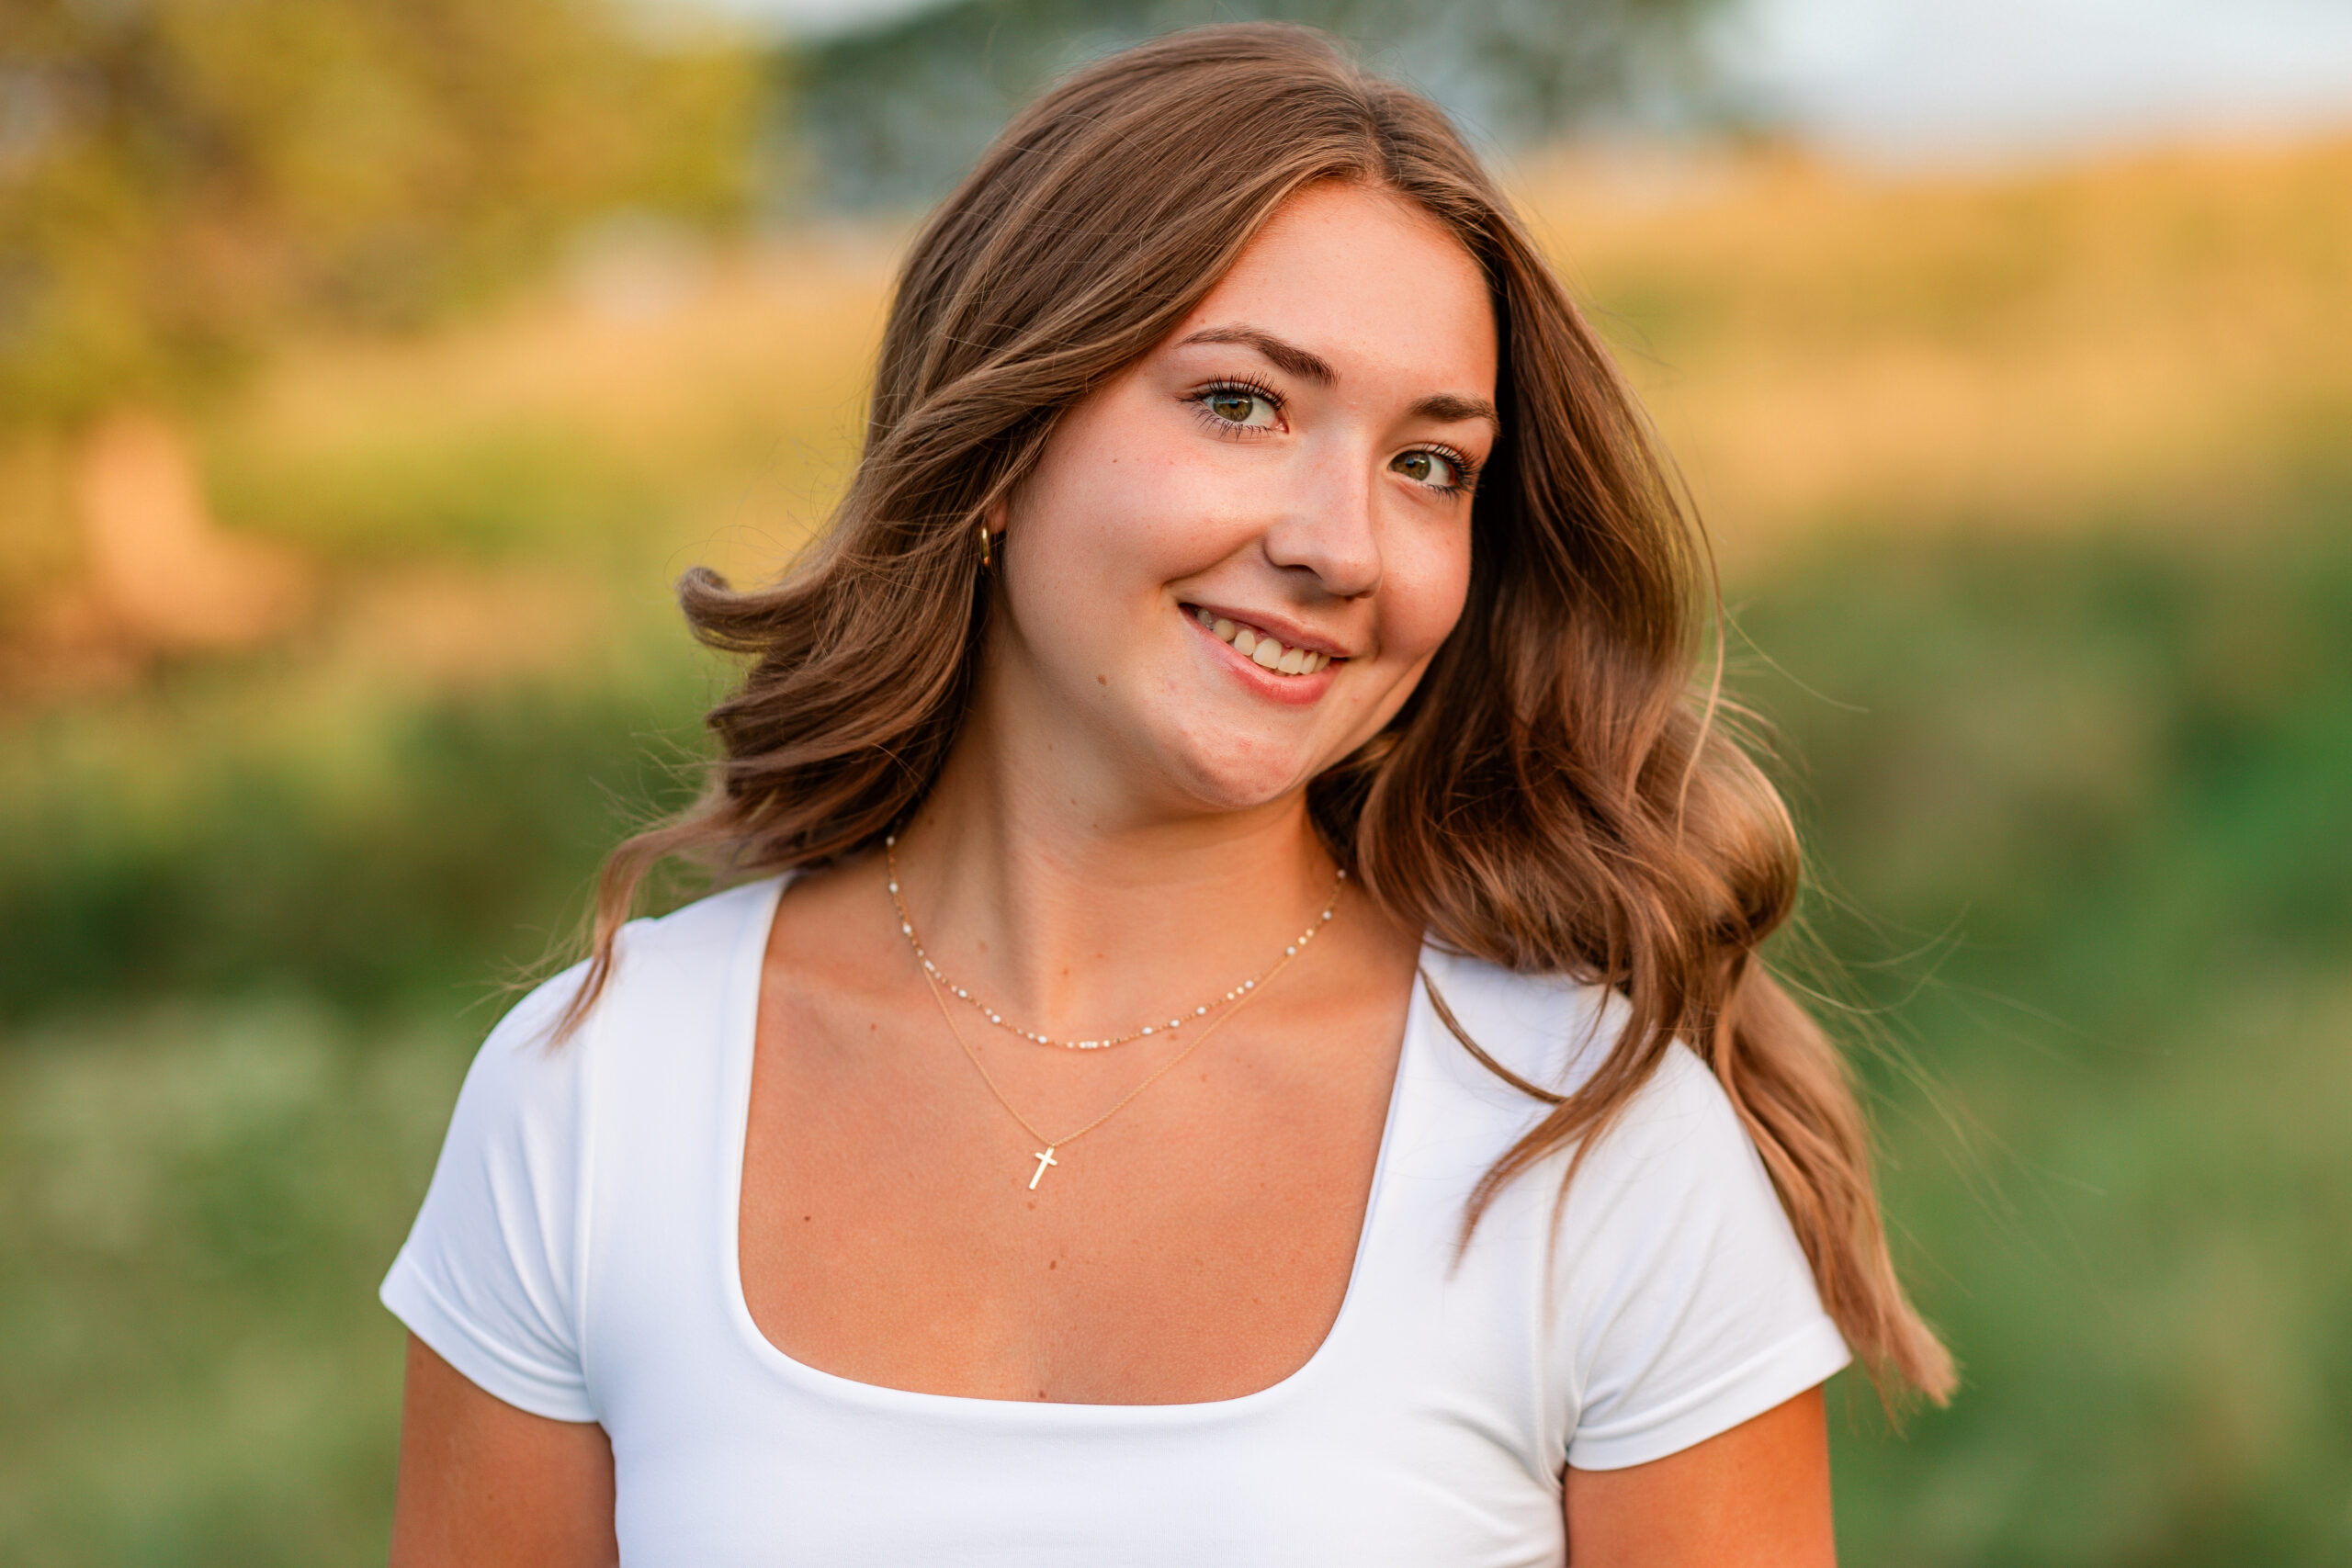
[1180,603,1356,660]
[1181,604,1344,705]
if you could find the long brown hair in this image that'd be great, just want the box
[565,22,1954,1404]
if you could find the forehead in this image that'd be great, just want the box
[1172,181,1498,396]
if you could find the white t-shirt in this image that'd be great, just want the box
[382,876,1848,1567]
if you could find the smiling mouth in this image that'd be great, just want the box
[1186,607,1337,677]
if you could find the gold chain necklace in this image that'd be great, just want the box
[885,836,1342,1050]
[885,838,1344,1187]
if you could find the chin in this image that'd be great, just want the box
[1147,711,1329,815]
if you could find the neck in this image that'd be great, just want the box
[888,705,1340,1040]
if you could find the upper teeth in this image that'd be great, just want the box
[1194,607,1332,675]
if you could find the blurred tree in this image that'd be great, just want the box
[787,0,1727,209]
[0,0,762,652]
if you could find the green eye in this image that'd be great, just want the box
[1395,450,1461,488]
[1203,387,1275,426]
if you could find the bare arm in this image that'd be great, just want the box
[389,1335,618,1568]
[1563,1386,1834,1568]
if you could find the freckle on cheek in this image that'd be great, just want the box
[1096,674,1108,686]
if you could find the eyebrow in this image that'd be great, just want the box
[1178,325,1335,384]
[1410,392,1501,434]
[1175,323,1500,434]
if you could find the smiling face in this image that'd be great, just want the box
[980,179,1500,820]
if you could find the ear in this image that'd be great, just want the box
[984,492,1010,536]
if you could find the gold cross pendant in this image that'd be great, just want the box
[1028,1147,1058,1190]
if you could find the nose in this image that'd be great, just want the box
[1261,443,1382,599]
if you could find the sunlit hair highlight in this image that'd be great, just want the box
[562,22,1954,1404]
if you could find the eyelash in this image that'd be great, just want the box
[1188,377,1284,436]
[1407,442,1479,499]
[1186,378,1480,498]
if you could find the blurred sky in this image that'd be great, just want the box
[696,0,2352,162]
[1714,0,2352,162]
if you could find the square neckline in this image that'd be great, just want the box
[711,871,1427,1421]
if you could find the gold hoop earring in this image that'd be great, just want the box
[977,523,995,570]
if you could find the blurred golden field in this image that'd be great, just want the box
[17,131,2351,683]
[4,130,2350,1564]
[1532,137,2352,552]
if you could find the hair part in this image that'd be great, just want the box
[561,21,1955,1406]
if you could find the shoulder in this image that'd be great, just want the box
[544,874,785,1052]
[1544,1041,1850,1469]
[1413,946,1756,1176]
[380,960,603,1418]
[439,875,784,1141]
[1579,1042,1761,1196]
[601,875,786,1004]
[1402,950,1847,1466]
[1412,944,1623,1105]
[379,877,785,1417]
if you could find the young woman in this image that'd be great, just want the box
[383,24,1952,1566]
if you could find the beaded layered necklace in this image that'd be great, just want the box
[884,835,1345,1186]
[886,839,1342,1049]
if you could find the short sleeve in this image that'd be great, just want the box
[1557,1045,1851,1471]
[380,968,599,1423]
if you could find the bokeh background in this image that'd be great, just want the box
[4,0,2348,1561]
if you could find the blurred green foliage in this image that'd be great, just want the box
[2,998,438,1562]
[1739,502,2352,1564]
[0,0,761,427]
[0,657,707,1021]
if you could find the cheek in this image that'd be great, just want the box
[1010,402,1227,595]
[1382,524,1476,666]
